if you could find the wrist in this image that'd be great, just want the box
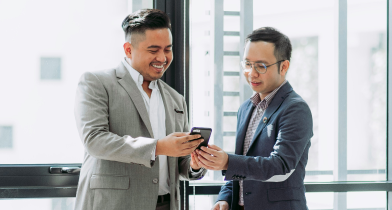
[155,139,163,156]
[223,153,229,170]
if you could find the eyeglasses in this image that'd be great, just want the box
[240,60,285,74]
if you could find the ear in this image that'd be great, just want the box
[123,42,132,59]
[280,60,290,76]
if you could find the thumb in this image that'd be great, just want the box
[172,132,188,137]
[208,144,221,151]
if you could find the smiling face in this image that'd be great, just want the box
[243,41,289,99]
[124,28,173,82]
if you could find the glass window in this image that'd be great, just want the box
[346,0,387,182]
[189,1,388,209]
[190,0,387,185]
[0,0,152,164]
[252,0,335,183]
[0,126,13,149]
[188,192,386,210]
[40,57,62,80]
[0,198,75,210]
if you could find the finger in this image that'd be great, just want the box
[182,138,203,148]
[187,134,202,141]
[198,149,217,161]
[192,151,201,162]
[192,151,199,159]
[197,153,213,166]
[173,132,189,136]
[180,135,202,143]
[197,153,218,168]
[190,153,200,167]
[196,156,212,169]
[200,146,220,157]
[191,138,204,148]
[197,154,221,170]
[207,144,222,151]
[198,159,217,170]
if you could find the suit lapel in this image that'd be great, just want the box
[246,82,293,154]
[235,101,254,155]
[115,62,154,138]
[157,80,175,135]
[157,80,177,183]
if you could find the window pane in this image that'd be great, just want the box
[188,191,386,210]
[346,0,386,181]
[253,0,334,182]
[0,0,153,164]
[0,198,75,210]
[190,0,387,185]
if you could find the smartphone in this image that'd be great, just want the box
[189,127,212,149]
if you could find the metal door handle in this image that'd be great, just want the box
[49,167,81,174]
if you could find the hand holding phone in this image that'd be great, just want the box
[189,127,212,150]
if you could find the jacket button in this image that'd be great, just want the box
[153,178,158,184]
[245,192,251,195]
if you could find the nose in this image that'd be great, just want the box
[156,51,166,63]
[248,64,259,77]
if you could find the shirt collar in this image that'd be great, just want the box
[250,80,287,108]
[122,57,158,90]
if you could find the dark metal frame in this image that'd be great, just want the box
[0,164,80,199]
[154,0,190,106]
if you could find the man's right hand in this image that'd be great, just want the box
[155,132,203,157]
[211,201,229,210]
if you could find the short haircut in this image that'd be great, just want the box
[246,27,292,62]
[121,9,171,43]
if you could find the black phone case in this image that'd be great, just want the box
[190,127,212,149]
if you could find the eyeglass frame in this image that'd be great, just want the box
[240,60,286,74]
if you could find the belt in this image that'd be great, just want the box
[157,194,170,203]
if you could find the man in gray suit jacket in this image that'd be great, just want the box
[196,27,312,210]
[74,9,206,210]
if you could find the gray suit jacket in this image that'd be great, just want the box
[74,62,206,210]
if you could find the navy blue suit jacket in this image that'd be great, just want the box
[217,82,313,210]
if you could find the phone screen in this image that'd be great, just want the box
[189,127,212,149]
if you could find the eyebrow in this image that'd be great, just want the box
[245,59,268,64]
[147,44,173,49]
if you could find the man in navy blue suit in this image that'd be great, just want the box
[196,27,313,210]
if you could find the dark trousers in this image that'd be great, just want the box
[156,201,170,210]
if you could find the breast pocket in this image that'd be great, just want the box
[174,111,185,131]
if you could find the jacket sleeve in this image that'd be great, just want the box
[224,100,312,182]
[216,181,233,207]
[74,72,157,168]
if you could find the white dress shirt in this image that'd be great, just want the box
[122,58,170,195]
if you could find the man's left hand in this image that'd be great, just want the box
[196,144,229,170]
[190,150,202,170]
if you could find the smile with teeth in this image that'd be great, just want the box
[152,63,166,68]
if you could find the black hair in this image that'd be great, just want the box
[246,27,292,63]
[122,9,171,41]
